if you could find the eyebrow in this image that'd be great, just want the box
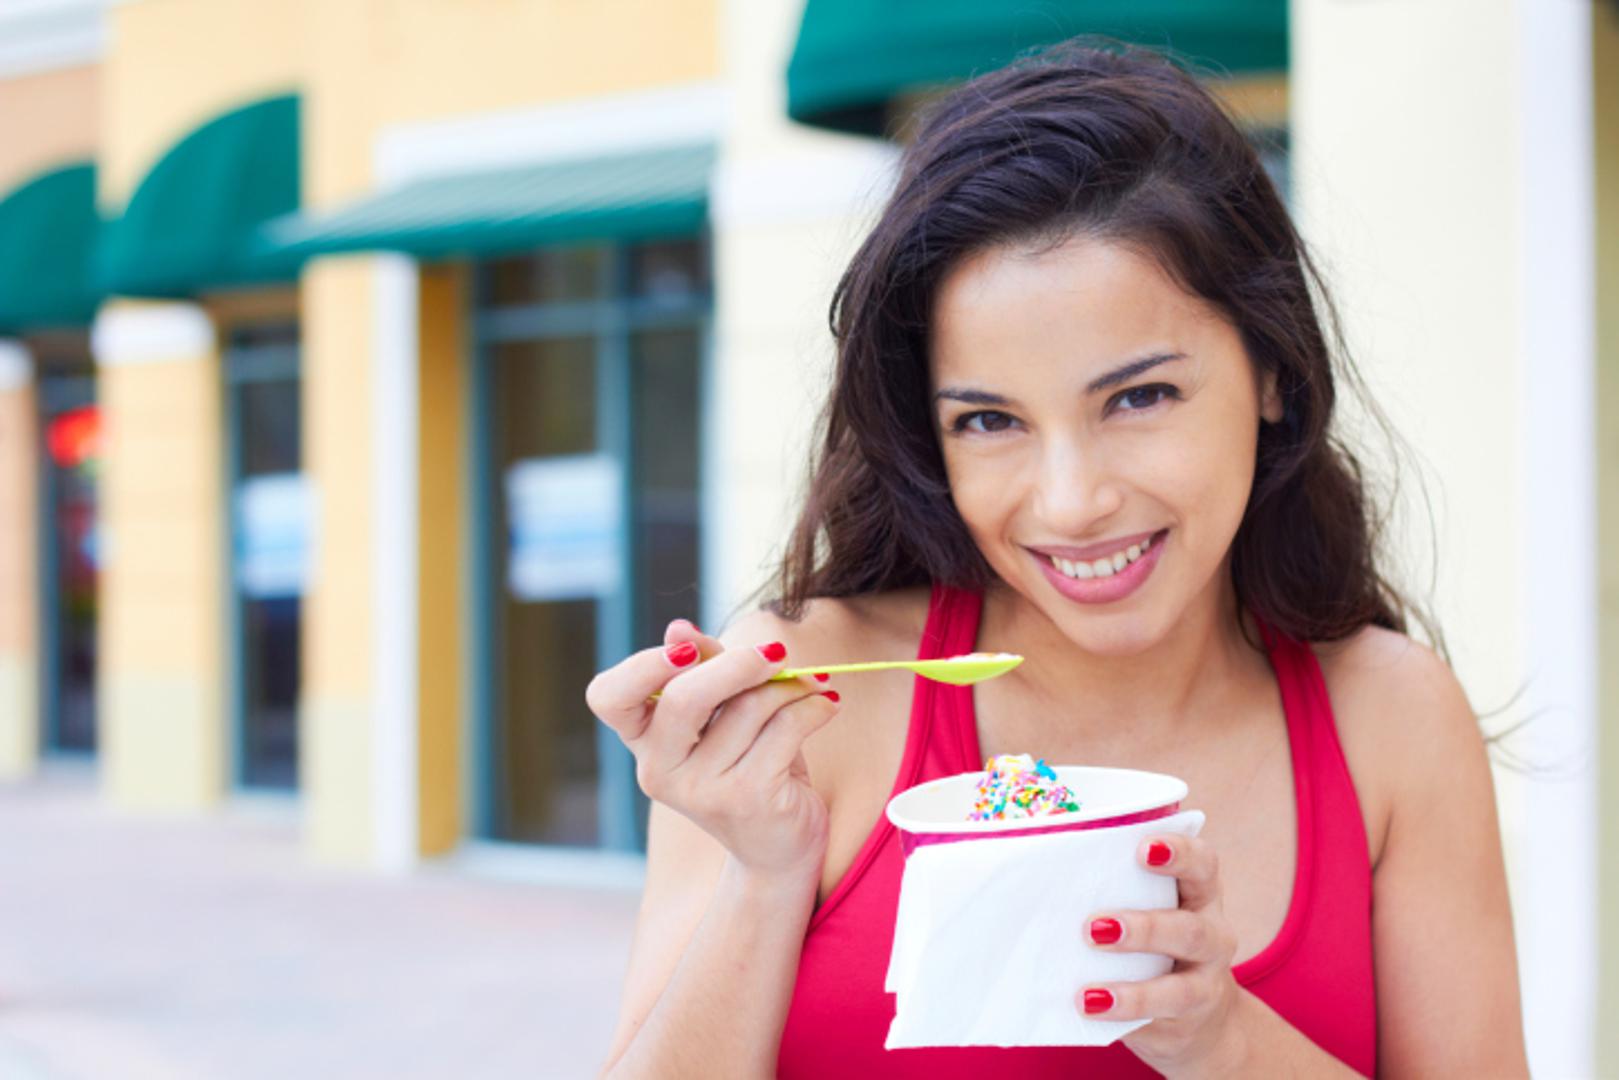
[933,351,1187,406]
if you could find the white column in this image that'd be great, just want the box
[1293,1,1598,1072]
[1513,2,1597,1073]
[371,254,420,871]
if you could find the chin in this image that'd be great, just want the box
[1057,612,1167,658]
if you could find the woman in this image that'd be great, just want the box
[589,39,1526,1078]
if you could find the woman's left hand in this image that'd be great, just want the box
[1077,833,1247,1076]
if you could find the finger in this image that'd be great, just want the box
[726,689,840,778]
[638,638,792,772]
[662,617,726,660]
[585,636,712,743]
[1139,834,1221,910]
[1085,909,1234,966]
[684,675,832,773]
[1077,971,1202,1021]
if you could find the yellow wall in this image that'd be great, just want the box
[94,0,307,812]
[300,258,376,861]
[417,263,468,856]
[298,0,719,862]
[100,0,304,205]
[0,63,99,190]
[1594,3,1619,1071]
[0,380,39,776]
[97,311,226,810]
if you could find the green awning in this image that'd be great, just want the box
[0,162,101,334]
[787,0,1288,136]
[257,142,714,262]
[99,94,302,297]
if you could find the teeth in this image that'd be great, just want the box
[1046,533,1160,582]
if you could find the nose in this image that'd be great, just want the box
[1032,438,1123,534]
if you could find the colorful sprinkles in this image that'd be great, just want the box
[967,753,1082,821]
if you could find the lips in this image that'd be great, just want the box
[1032,528,1168,605]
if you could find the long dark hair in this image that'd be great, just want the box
[751,37,1444,660]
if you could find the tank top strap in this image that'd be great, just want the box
[1243,609,1358,980]
[903,582,985,785]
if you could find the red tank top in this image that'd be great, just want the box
[777,582,1376,1076]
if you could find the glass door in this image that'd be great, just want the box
[225,325,304,789]
[488,334,612,845]
[475,238,709,852]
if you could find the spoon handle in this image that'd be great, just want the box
[772,660,916,680]
[645,659,917,701]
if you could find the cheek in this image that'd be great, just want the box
[1157,405,1260,546]
[942,450,1023,530]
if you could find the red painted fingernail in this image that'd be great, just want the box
[1083,988,1114,1015]
[1088,917,1122,945]
[820,690,840,703]
[813,672,830,682]
[1147,841,1173,867]
[756,641,787,662]
[664,641,699,668]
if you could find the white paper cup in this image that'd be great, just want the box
[885,764,1188,858]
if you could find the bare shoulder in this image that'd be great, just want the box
[1311,624,1485,865]
[716,586,932,657]
[1312,622,1475,735]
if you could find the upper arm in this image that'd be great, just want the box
[1343,632,1528,1077]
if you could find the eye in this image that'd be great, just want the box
[949,409,1018,435]
[1108,383,1181,415]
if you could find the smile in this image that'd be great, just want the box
[1046,533,1155,579]
[1029,528,1169,605]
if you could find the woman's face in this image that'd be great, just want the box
[928,235,1281,655]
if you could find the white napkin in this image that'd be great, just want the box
[884,809,1205,1049]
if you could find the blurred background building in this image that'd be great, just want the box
[0,0,1611,1074]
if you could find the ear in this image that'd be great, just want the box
[1259,368,1284,424]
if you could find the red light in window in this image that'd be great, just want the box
[47,405,99,469]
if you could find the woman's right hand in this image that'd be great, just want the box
[586,618,839,882]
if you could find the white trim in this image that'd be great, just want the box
[710,142,902,229]
[373,80,728,187]
[0,342,32,390]
[0,0,107,79]
[371,255,420,872]
[1514,2,1597,1075]
[431,841,646,893]
[91,303,214,365]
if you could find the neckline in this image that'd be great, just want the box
[944,582,1314,984]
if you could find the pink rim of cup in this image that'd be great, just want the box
[885,764,1188,858]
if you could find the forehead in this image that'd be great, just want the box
[929,236,1222,382]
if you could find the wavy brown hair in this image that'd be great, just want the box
[750,37,1445,660]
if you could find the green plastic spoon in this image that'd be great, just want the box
[647,651,1023,700]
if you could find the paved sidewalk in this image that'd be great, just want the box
[0,764,639,1079]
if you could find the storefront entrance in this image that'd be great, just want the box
[473,238,708,851]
